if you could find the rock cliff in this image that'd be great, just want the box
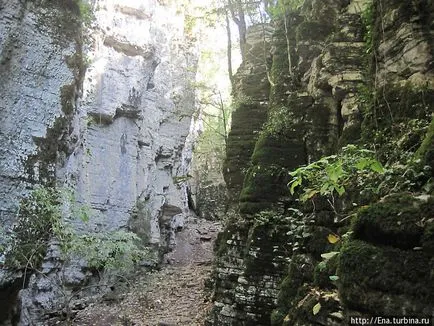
[0,0,199,324]
[210,0,433,325]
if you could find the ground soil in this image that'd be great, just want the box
[71,217,220,326]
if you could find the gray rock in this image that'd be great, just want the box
[0,0,200,324]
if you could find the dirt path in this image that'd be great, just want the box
[72,217,220,326]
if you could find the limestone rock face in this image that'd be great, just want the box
[0,0,80,228]
[0,0,198,324]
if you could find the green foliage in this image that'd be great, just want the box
[184,14,196,36]
[361,1,374,55]
[74,0,94,25]
[69,230,146,273]
[254,208,311,253]
[262,105,293,137]
[268,0,304,18]
[1,186,148,275]
[288,145,385,201]
[2,187,61,269]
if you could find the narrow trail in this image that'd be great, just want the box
[73,217,221,326]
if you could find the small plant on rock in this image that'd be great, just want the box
[288,145,385,202]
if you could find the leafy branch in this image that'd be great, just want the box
[288,145,385,201]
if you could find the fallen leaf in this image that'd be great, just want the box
[320,251,339,260]
[313,302,321,315]
[327,233,340,244]
[329,275,339,281]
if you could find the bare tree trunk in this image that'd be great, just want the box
[225,9,234,87]
[283,9,293,76]
[259,7,275,86]
[218,91,229,147]
[227,0,247,59]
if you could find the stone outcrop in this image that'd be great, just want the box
[223,24,273,203]
[211,0,434,325]
[0,0,199,324]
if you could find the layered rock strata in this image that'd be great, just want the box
[211,0,434,324]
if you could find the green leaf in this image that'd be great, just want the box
[320,251,339,260]
[355,158,370,169]
[329,275,339,281]
[289,178,301,194]
[334,185,346,196]
[370,161,385,173]
[327,165,339,182]
[312,302,321,315]
[317,261,327,271]
[304,188,319,199]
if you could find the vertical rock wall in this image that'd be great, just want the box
[223,25,272,203]
[1,2,84,323]
[211,0,434,325]
[0,0,200,324]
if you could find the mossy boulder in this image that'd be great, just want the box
[272,254,315,324]
[352,194,433,250]
[338,239,434,315]
[239,166,287,214]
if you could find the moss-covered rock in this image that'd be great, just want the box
[272,254,315,324]
[352,194,433,249]
[223,101,268,202]
[339,239,434,315]
[296,21,332,43]
[305,226,339,259]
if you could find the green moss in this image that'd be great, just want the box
[251,133,306,168]
[352,194,431,249]
[338,239,433,313]
[275,255,314,312]
[223,101,268,198]
[361,85,434,161]
[269,18,298,101]
[239,164,288,214]
[271,309,286,326]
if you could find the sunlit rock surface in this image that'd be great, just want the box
[0,0,199,324]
